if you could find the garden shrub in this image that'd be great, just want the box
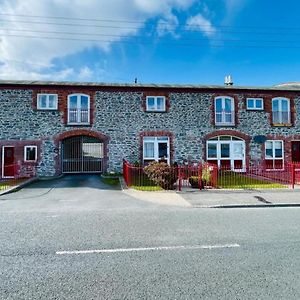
[143,162,177,190]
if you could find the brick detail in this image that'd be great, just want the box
[53,129,110,174]
[0,140,42,178]
[142,91,170,112]
[202,130,251,167]
[210,94,239,127]
[32,89,96,125]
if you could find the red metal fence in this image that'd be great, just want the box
[123,160,300,191]
[123,160,216,191]
[0,163,37,193]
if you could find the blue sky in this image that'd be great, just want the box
[0,0,299,86]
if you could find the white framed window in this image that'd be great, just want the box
[246,98,264,110]
[68,94,90,124]
[206,136,245,171]
[143,136,170,164]
[24,146,37,162]
[265,140,284,170]
[215,96,235,126]
[272,97,290,124]
[37,94,58,110]
[146,96,166,112]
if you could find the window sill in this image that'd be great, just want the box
[272,123,292,127]
[145,110,167,113]
[215,123,235,127]
[67,123,91,126]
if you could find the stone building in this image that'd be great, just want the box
[0,80,300,178]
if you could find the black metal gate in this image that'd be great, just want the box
[62,136,104,173]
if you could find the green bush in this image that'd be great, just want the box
[143,162,177,190]
[188,165,212,188]
[188,176,201,188]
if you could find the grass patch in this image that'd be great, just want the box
[131,185,163,191]
[0,178,27,191]
[100,177,120,186]
[218,171,286,189]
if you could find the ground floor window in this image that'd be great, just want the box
[143,137,170,164]
[24,146,37,162]
[206,136,246,170]
[265,140,284,169]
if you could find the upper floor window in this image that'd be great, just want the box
[272,97,290,125]
[215,96,235,126]
[37,94,58,110]
[265,140,284,169]
[146,96,166,112]
[143,136,170,164]
[68,94,90,125]
[24,146,37,162]
[246,98,264,110]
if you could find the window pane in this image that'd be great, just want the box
[39,95,47,108]
[216,113,222,123]
[147,97,155,110]
[48,95,56,108]
[158,143,168,158]
[81,96,89,109]
[219,136,231,140]
[144,142,154,158]
[256,99,263,109]
[157,137,168,141]
[156,97,165,110]
[207,143,217,158]
[233,143,244,159]
[247,99,254,108]
[224,98,232,112]
[272,99,279,111]
[215,98,222,112]
[282,100,288,111]
[274,141,283,158]
[220,144,230,158]
[265,141,273,158]
[225,113,232,123]
[26,147,36,161]
[69,96,78,108]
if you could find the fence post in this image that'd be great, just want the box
[291,163,295,189]
[198,163,202,190]
[178,165,182,191]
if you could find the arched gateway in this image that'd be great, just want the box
[57,130,108,174]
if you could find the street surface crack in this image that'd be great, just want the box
[254,195,272,204]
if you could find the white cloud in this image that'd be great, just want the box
[186,14,216,37]
[0,0,198,80]
[157,13,179,37]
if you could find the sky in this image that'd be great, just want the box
[0,0,300,86]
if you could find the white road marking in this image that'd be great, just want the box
[56,243,240,255]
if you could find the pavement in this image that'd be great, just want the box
[1,175,300,299]
[179,188,300,208]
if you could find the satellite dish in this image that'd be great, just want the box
[253,135,267,144]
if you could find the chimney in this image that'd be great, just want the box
[224,75,233,86]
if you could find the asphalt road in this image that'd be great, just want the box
[1,175,300,299]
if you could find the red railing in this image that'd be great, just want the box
[0,163,37,193]
[123,160,217,191]
[123,160,300,191]
[213,162,300,189]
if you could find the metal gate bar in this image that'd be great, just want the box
[62,136,104,173]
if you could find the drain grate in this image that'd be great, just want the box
[254,195,272,204]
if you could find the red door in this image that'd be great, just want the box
[292,141,300,162]
[3,147,15,177]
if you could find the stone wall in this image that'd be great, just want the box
[0,86,300,176]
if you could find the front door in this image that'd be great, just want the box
[292,141,300,162]
[2,146,15,178]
